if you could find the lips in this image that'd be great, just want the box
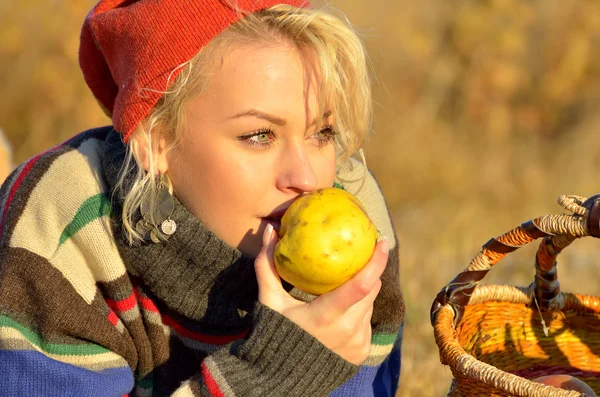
[262,211,286,233]
[262,203,293,233]
[266,208,288,218]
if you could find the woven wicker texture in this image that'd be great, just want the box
[432,195,600,396]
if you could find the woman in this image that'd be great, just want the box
[0,0,405,395]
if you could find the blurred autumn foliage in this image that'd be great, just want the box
[2,0,600,396]
[391,0,599,137]
[443,0,599,139]
[355,0,600,209]
[0,0,109,164]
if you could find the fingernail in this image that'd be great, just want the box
[263,223,274,247]
[380,236,390,253]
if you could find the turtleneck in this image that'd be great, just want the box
[102,130,259,324]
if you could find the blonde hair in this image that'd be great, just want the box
[115,4,373,244]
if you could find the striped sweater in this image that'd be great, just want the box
[0,127,405,397]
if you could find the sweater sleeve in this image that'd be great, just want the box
[173,302,358,396]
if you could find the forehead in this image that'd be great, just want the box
[200,43,322,113]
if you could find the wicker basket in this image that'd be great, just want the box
[430,195,600,397]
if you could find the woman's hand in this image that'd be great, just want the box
[254,224,389,365]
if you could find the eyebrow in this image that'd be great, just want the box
[227,109,332,126]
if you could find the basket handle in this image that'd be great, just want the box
[430,194,600,327]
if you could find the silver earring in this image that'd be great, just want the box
[136,174,176,243]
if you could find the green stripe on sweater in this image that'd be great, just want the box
[333,181,345,190]
[0,315,110,356]
[136,375,153,389]
[58,193,112,246]
[371,333,398,346]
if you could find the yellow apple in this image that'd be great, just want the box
[274,187,378,295]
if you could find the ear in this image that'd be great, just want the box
[130,130,170,175]
[155,135,169,175]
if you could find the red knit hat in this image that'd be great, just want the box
[79,0,310,142]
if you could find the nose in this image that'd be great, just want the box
[276,142,318,193]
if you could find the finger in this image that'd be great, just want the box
[254,224,283,302]
[364,305,374,325]
[363,321,373,357]
[346,277,381,322]
[321,237,389,314]
[361,278,382,308]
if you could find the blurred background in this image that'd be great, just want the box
[1,0,600,395]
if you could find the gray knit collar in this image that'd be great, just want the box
[102,128,258,323]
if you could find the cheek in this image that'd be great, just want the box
[175,151,263,213]
[167,141,229,215]
[313,147,337,187]
[168,143,271,231]
[217,160,267,203]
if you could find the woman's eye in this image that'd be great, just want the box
[254,133,271,143]
[238,128,275,148]
[312,126,337,146]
